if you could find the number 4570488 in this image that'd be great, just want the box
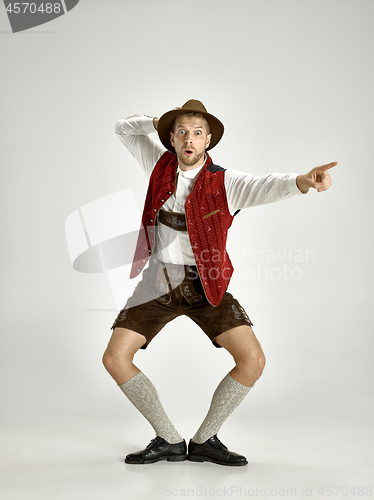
[6,3,62,14]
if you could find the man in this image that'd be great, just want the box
[102,100,336,466]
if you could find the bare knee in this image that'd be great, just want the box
[102,347,133,374]
[102,327,145,381]
[237,351,266,384]
[102,348,118,372]
[252,351,266,380]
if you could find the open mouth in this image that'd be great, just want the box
[184,149,194,156]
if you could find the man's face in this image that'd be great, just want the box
[170,115,212,170]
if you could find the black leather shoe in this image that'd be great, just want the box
[188,435,248,466]
[125,436,188,464]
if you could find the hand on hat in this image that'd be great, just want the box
[296,162,337,193]
[153,108,181,132]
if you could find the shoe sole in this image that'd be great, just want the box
[125,454,188,464]
[187,454,248,466]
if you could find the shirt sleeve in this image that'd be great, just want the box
[115,115,167,177]
[224,169,305,215]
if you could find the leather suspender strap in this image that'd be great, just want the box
[158,208,187,232]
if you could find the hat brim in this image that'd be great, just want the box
[157,108,224,153]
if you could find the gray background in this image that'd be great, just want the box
[1,1,373,499]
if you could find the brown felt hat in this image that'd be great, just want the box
[157,99,224,152]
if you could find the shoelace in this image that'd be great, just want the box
[145,436,160,449]
[212,435,228,450]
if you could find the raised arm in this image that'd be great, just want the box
[115,115,166,176]
[225,161,337,214]
[225,170,303,214]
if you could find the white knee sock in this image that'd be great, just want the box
[192,373,251,444]
[119,371,183,444]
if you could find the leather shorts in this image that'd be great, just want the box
[110,258,253,349]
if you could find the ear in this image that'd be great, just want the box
[206,133,212,149]
[170,131,175,147]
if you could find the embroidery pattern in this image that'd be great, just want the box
[164,215,186,229]
[158,294,171,305]
[181,284,203,304]
[232,304,243,319]
[231,304,252,325]
[169,268,185,282]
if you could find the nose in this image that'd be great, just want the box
[185,132,193,143]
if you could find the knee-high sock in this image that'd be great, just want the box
[192,373,251,444]
[119,371,183,444]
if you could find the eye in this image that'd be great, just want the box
[196,131,202,135]
[178,129,185,134]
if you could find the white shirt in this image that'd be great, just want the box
[115,115,304,265]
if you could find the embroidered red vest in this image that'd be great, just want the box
[130,151,235,306]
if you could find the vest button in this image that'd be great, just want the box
[161,199,164,202]
[150,219,153,222]
[154,209,157,211]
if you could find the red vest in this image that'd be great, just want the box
[130,151,235,306]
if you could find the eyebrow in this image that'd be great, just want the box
[175,125,205,130]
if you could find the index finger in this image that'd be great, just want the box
[317,161,338,171]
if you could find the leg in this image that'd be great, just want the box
[102,326,146,385]
[192,325,265,444]
[192,324,266,442]
[188,325,265,465]
[214,324,266,386]
[102,327,185,459]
